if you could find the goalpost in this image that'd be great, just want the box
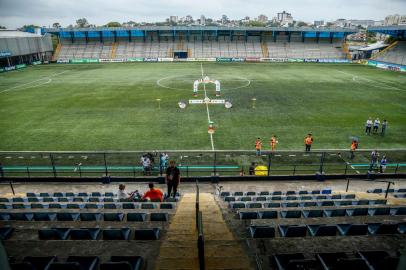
[193,76,221,97]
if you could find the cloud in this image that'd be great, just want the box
[0,0,405,28]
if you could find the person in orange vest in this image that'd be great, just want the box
[255,138,262,156]
[304,133,313,152]
[270,135,278,151]
[350,140,357,160]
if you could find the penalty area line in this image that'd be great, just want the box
[200,63,215,151]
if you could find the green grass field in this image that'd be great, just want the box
[0,62,405,151]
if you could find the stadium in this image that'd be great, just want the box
[0,1,406,270]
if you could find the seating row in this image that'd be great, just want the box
[367,188,406,194]
[221,189,332,197]
[38,227,160,240]
[9,255,143,270]
[26,192,117,197]
[0,212,170,222]
[0,197,177,203]
[270,251,399,270]
[250,222,406,238]
[230,200,387,209]
[0,202,174,210]
[224,194,356,201]
[238,207,406,219]
[0,226,14,239]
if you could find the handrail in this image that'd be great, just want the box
[195,180,205,270]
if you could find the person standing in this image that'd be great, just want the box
[304,134,313,152]
[365,117,373,135]
[380,155,387,173]
[270,135,278,151]
[350,140,357,160]
[255,138,262,156]
[369,150,379,171]
[373,118,380,134]
[166,160,181,198]
[381,119,388,135]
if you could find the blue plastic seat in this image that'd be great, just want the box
[285,196,297,201]
[65,192,75,197]
[246,191,256,196]
[331,194,342,199]
[78,192,88,197]
[104,192,115,197]
[271,196,282,201]
[43,197,55,202]
[21,256,57,270]
[344,194,356,199]
[220,191,230,197]
[34,212,57,221]
[67,203,82,209]
[231,202,245,209]
[233,191,243,196]
[324,209,346,217]
[0,204,8,209]
[369,207,390,216]
[392,207,406,216]
[103,228,131,240]
[0,226,14,240]
[300,196,313,201]
[103,213,124,221]
[316,195,327,200]
[302,201,317,207]
[53,192,64,197]
[134,228,160,240]
[368,223,399,235]
[103,198,115,202]
[91,192,101,197]
[265,202,281,208]
[286,191,296,195]
[70,228,100,240]
[335,200,351,206]
[57,212,80,221]
[317,253,369,269]
[357,251,399,270]
[337,224,368,235]
[39,193,50,197]
[271,253,319,270]
[255,196,267,202]
[259,210,277,219]
[249,226,275,238]
[239,211,258,220]
[298,191,308,195]
[224,197,235,202]
[73,197,85,202]
[80,213,102,221]
[89,198,100,203]
[100,256,143,270]
[282,202,299,208]
[38,228,71,240]
[307,224,338,236]
[0,213,10,220]
[311,190,321,194]
[302,209,323,218]
[160,203,174,209]
[26,193,36,197]
[0,198,9,203]
[28,197,40,203]
[141,203,156,209]
[278,225,307,237]
[272,191,282,195]
[12,197,25,203]
[12,203,26,209]
[259,191,269,196]
[85,204,99,209]
[150,213,169,222]
[122,203,136,209]
[319,200,334,206]
[371,199,387,205]
[280,210,301,218]
[239,196,252,202]
[47,256,100,270]
[346,208,368,216]
[127,213,147,222]
[58,197,69,202]
[247,202,262,208]
[49,203,62,209]
[9,213,33,221]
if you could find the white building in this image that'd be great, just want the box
[276,11,293,26]
[169,16,178,23]
[257,14,268,23]
[185,15,193,23]
[314,20,324,27]
[200,15,206,25]
[384,14,406,25]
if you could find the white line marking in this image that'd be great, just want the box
[289,154,296,157]
[0,70,70,94]
[336,69,403,91]
[200,63,215,151]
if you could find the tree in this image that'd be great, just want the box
[296,21,308,27]
[105,21,121,27]
[18,24,40,31]
[0,25,6,29]
[76,18,89,28]
[246,21,266,27]
[52,22,61,28]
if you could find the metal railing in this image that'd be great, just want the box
[195,180,205,270]
[0,150,405,178]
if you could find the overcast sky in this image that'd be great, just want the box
[0,0,405,29]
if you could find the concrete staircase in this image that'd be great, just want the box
[52,43,62,61]
[155,193,252,270]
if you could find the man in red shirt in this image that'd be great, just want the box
[142,183,164,202]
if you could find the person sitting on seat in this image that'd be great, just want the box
[142,183,163,202]
[118,184,141,201]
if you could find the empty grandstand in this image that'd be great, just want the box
[374,41,406,65]
[0,30,53,69]
[46,26,354,61]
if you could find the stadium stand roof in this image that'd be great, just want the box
[0,30,43,38]
[368,25,406,38]
[44,26,357,33]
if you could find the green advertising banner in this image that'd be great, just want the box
[0,68,4,73]
[216,57,232,62]
[16,64,27,69]
[126,58,144,62]
[32,61,42,65]
[70,59,86,63]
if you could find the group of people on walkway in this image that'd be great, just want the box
[255,133,313,155]
[120,160,181,201]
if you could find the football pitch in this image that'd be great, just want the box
[0,62,405,151]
